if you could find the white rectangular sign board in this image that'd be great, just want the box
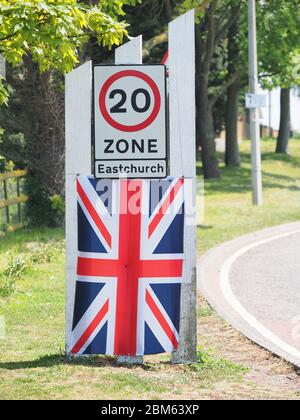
[93,65,167,179]
[245,93,267,109]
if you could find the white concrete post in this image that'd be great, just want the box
[115,36,144,365]
[169,10,197,364]
[65,61,93,355]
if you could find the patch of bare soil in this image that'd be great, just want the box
[198,295,300,400]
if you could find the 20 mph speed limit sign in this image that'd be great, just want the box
[93,65,167,179]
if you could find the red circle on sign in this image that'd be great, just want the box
[99,70,161,132]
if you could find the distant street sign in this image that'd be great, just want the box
[93,65,167,179]
[245,93,267,109]
[0,55,6,79]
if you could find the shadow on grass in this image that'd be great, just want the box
[197,225,213,230]
[0,354,171,371]
[262,152,300,168]
[197,163,300,196]
[0,354,64,370]
[0,354,118,370]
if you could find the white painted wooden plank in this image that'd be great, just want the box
[65,61,92,354]
[169,11,197,364]
[65,61,92,176]
[169,10,196,178]
[115,37,144,365]
[115,36,142,65]
[174,178,197,363]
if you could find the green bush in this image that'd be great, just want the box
[25,175,65,228]
[50,194,65,228]
[0,154,14,173]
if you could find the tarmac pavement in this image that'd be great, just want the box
[198,222,300,367]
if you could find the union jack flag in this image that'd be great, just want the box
[70,176,185,356]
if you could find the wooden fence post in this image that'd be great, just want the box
[3,179,10,224]
[169,10,198,364]
[0,171,27,229]
[115,36,144,365]
[17,178,21,224]
[65,61,92,356]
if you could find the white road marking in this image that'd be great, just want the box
[220,229,300,363]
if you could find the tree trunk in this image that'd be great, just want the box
[18,57,65,195]
[195,24,220,179]
[225,8,240,167]
[225,80,241,166]
[164,0,172,21]
[276,88,291,154]
[197,88,220,178]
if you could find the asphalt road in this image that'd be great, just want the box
[230,232,300,353]
[199,222,300,367]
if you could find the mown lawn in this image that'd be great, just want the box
[0,138,299,400]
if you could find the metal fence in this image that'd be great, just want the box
[0,170,28,230]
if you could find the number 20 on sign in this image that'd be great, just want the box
[93,65,167,179]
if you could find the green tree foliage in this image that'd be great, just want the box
[123,0,182,65]
[177,0,245,178]
[257,0,300,153]
[180,0,300,170]
[0,0,140,227]
[0,0,139,104]
[258,0,300,89]
[125,0,177,38]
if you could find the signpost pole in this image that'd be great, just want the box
[169,10,197,364]
[248,0,263,206]
[269,90,272,137]
[115,36,144,365]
